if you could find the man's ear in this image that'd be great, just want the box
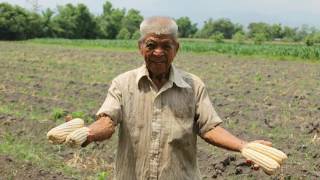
[175,42,180,53]
[138,40,143,55]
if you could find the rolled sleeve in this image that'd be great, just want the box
[195,85,222,136]
[96,79,122,125]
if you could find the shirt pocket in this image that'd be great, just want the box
[169,93,195,119]
[172,103,194,119]
[168,118,195,147]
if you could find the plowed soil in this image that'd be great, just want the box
[0,41,319,179]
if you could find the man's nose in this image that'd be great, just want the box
[153,48,164,57]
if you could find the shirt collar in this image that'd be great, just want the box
[136,64,191,89]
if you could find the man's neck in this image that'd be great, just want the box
[149,72,170,90]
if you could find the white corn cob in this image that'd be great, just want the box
[241,148,280,175]
[246,142,288,164]
[47,118,84,144]
[65,127,89,148]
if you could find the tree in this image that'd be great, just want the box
[281,26,298,41]
[305,35,314,46]
[212,18,239,39]
[194,18,214,38]
[116,28,130,39]
[253,33,267,45]
[195,18,241,39]
[293,25,319,42]
[52,4,98,39]
[25,11,43,38]
[305,31,320,46]
[210,32,224,43]
[0,3,42,40]
[121,9,143,37]
[248,22,271,40]
[131,30,140,39]
[176,17,197,38]
[97,1,125,39]
[40,8,57,37]
[233,31,246,44]
[74,4,98,38]
[269,24,282,39]
[51,4,76,38]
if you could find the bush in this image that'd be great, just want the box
[305,35,314,46]
[253,33,267,45]
[116,28,130,39]
[233,32,246,44]
[131,30,140,40]
[210,32,224,43]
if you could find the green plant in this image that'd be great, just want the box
[131,30,140,40]
[255,73,263,82]
[210,32,224,43]
[28,38,320,61]
[253,33,267,45]
[71,111,85,119]
[233,32,246,44]
[305,35,314,46]
[96,171,109,180]
[51,108,66,120]
[116,28,131,40]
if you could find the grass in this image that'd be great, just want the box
[96,171,110,180]
[28,38,320,61]
[0,133,80,178]
[0,100,44,121]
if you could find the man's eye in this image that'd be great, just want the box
[146,43,155,49]
[163,44,172,50]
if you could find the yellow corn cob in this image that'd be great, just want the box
[246,142,287,164]
[241,148,280,175]
[65,127,89,148]
[47,118,84,144]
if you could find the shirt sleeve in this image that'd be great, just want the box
[96,79,122,125]
[195,84,222,136]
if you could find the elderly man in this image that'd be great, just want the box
[83,16,271,179]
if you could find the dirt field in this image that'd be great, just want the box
[0,41,319,179]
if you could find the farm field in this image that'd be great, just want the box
[29,39,320,61]
[0,40,320,179]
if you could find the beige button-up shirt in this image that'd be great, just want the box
[97,64,222,180]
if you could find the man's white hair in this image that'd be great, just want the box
[140,16,178,39]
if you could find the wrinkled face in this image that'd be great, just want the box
[139,34,179,77]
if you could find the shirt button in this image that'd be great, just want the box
[152,131,157,137]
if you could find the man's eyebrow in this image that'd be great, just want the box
[145,39,156,43]
[161,39,172,42]
[144,38,174,45]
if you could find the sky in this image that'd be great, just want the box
[2,0,320,28]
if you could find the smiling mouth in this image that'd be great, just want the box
[149,59,166,63]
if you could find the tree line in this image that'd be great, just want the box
[1,1,320,45]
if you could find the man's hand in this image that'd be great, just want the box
[241,140,272,170]
[240,140,272,151]
[81,115,116,147]
[241,140,288,175]
[202,126,276,173]
[202,125,248,152]
[81,128,96,147]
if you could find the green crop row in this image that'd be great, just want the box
[28,38,320,60]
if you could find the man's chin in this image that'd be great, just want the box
[147,66,169,77]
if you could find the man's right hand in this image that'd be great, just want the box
[81,128,95,147]
[81,115,116,147]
